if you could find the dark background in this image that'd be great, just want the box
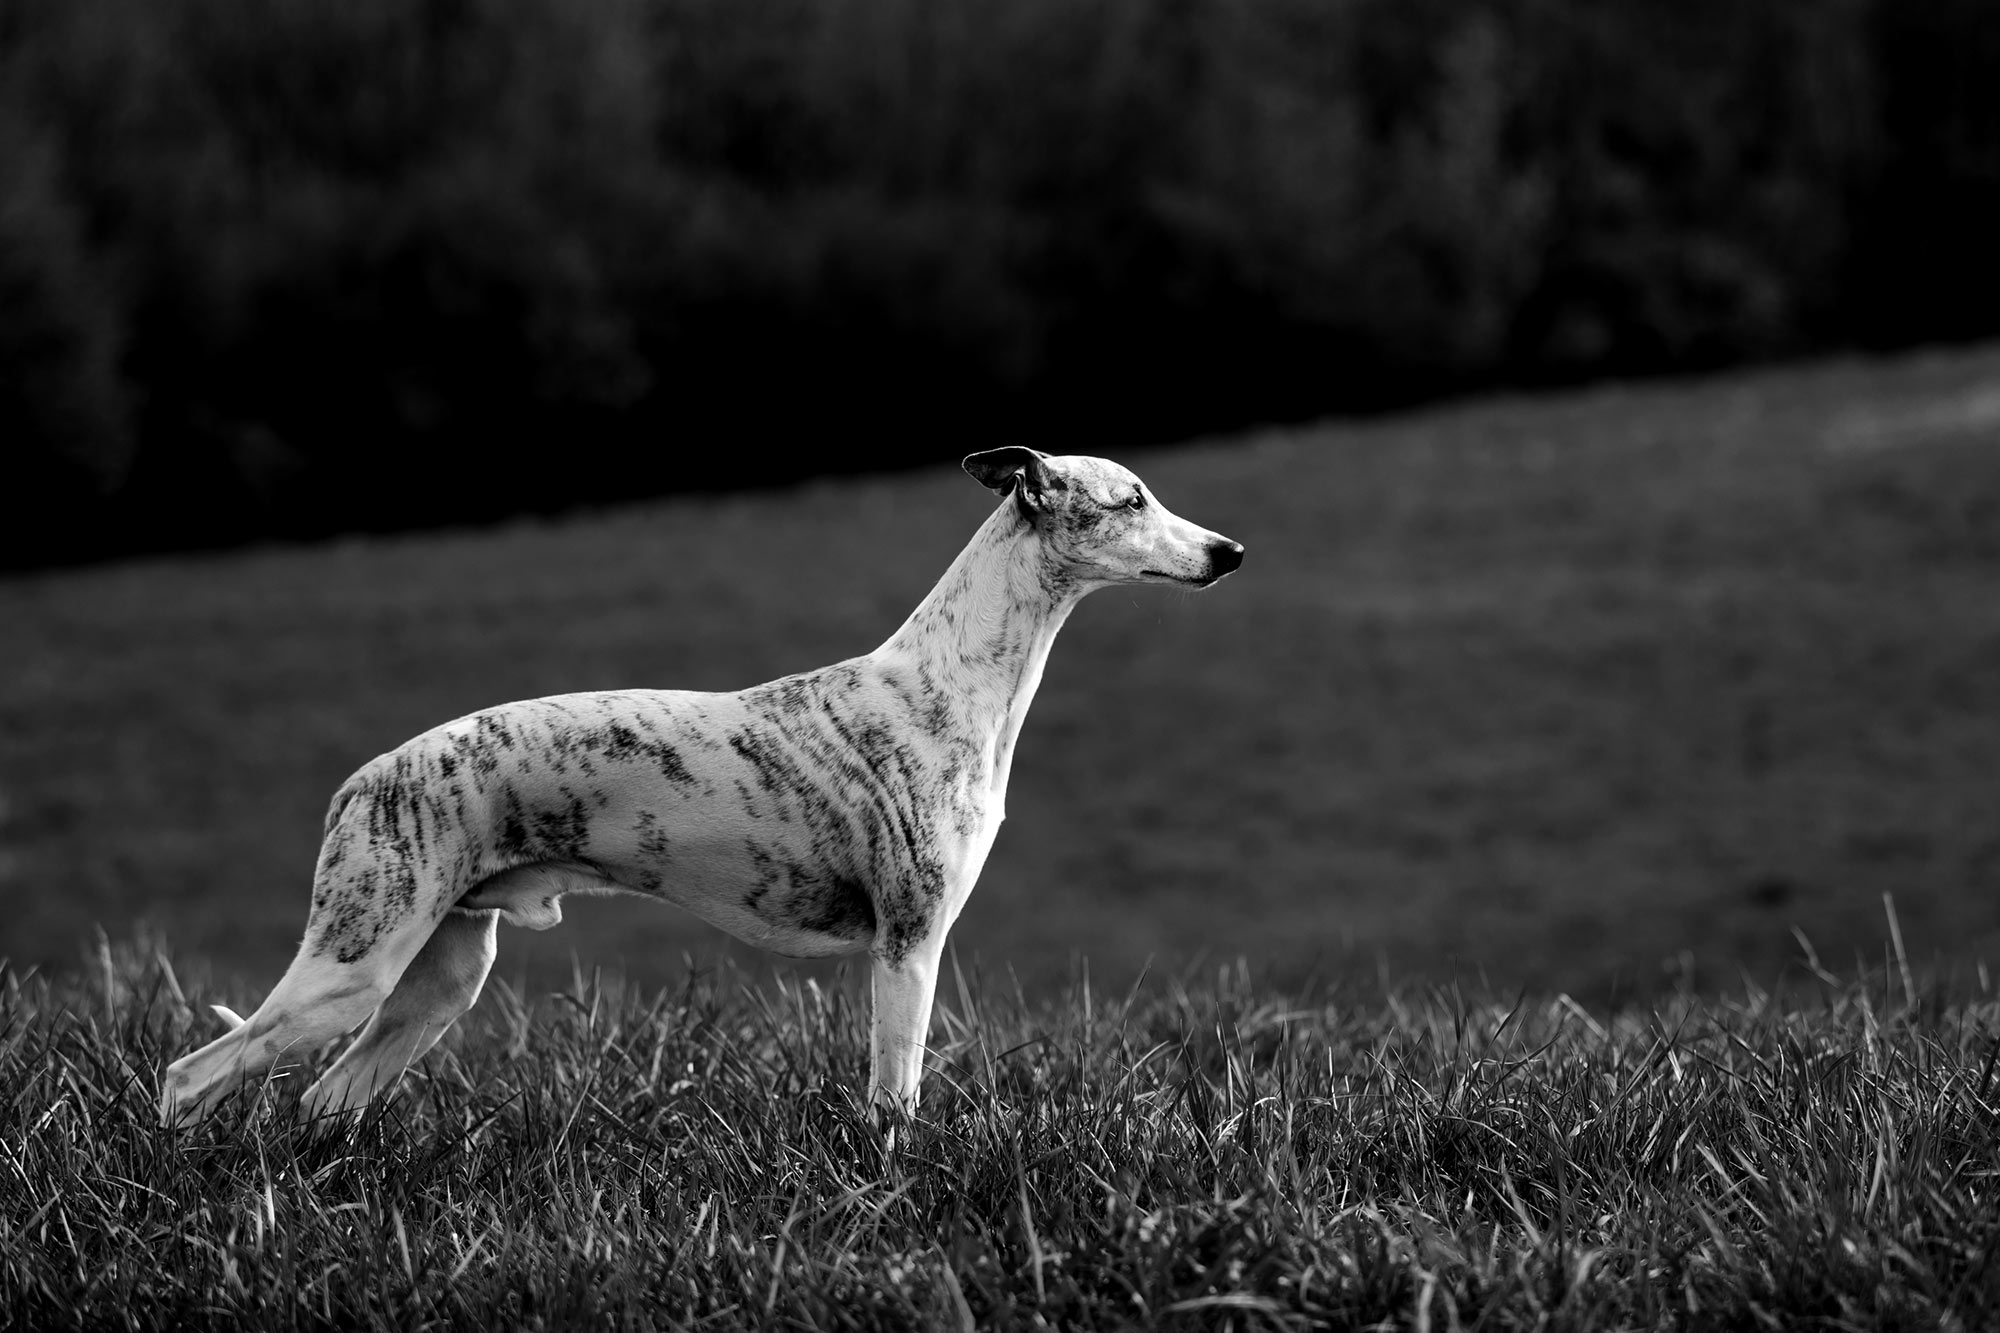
[5,0,1998,570]
[3,0,1999,1000]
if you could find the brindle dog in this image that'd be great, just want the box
[160,449,1242,1127]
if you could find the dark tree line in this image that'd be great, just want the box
[3,0,1996,568]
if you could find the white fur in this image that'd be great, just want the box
[159,450,1241,1129]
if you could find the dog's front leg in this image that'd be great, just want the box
[866,936,944,1122]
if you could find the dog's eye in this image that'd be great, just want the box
[1125,492,1145,511]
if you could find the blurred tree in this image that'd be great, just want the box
[1849,0,2000,344]
[0,0,1992,567]
[0,109,133,563]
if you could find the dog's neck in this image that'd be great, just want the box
[876,498,1085,796]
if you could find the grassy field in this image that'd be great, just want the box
[2,940,1995,1328]
[6,355,2000,1327]
[3,345,2000,1001]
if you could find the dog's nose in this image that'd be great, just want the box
[1209,539,1244,577]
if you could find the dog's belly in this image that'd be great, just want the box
[460,850,875,959]
[454,787,879,957]
[454,760,881,958]
[561,756,881,957]
[626,832,878,958]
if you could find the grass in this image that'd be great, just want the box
[3,937,1996,1329]
[9,349,2000,1327]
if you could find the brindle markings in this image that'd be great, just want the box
[628,712,700,784]
[743,841,779,907]
[721,674,953,962]
[630,810,669,891]
[783,872,875,942]
[158,448,1242,1129]
[308,759,437,964]
[531,789,593,861]
[496,787,532,860]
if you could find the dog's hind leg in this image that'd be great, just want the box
[300,908,499,1119]
[158,943,412,1127]
[159,881,450,1126]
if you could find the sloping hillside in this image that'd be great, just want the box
[4,345,1998,997]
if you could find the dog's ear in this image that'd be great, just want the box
[962,448,1055,509]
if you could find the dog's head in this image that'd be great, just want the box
[963,447,1243,590]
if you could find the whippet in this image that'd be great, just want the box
[159,448,1243,1127]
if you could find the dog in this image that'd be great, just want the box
[160,448,1242,1127]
